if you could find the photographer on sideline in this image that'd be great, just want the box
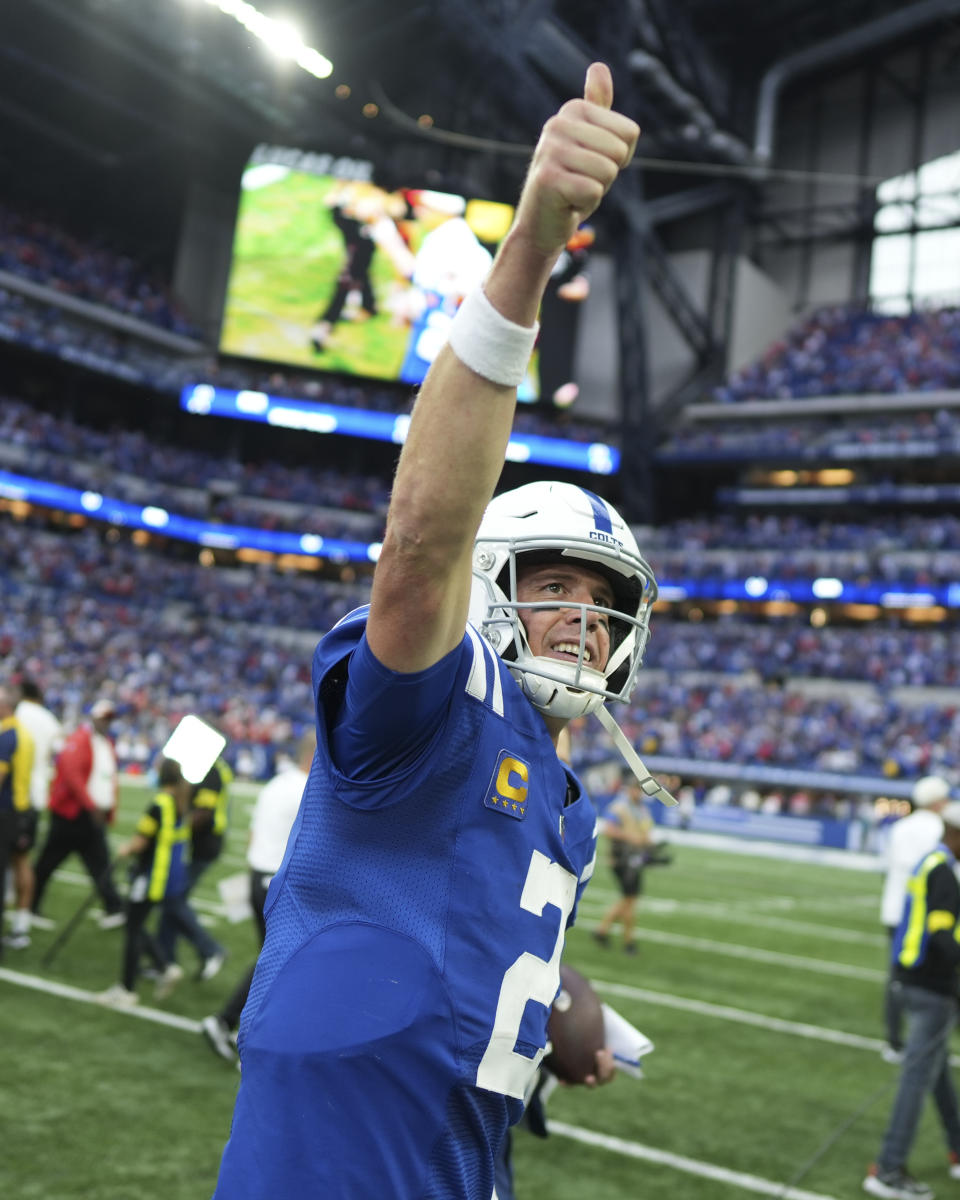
[592,774,670,955]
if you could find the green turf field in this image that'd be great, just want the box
[1,780,940,1200]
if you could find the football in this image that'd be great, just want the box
[544,964,606,1084]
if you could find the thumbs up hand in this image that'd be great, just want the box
[511,63,639,259]
[583,61,615,109]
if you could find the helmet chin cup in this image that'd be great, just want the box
[512,658,607,720]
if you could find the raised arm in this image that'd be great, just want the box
[367,63,639,673]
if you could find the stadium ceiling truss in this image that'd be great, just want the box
[1,0,959,518]
[753,34,960,247]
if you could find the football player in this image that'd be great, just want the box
[213,63,664,1200]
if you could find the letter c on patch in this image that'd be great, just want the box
[495,757,529,803]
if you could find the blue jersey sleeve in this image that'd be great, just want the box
[330,633,466,780]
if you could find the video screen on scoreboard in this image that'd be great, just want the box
[220,148,547,395]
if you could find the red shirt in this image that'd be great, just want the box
[48,726,118,823]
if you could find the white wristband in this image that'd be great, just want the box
[447,286,539,387]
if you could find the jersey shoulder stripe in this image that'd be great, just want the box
[580,815,601,883]
[479,632,504,716]
[464,624,506,717]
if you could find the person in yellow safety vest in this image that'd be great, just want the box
[879,775,951,1065]
[156,756,232,981]
[0,682,34,959]
[864,800,960,1200]
[96,757,191,1010]
[190,756,233,864]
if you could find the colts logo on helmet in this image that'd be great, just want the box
[588,529,622,548]
[483,751,530,820]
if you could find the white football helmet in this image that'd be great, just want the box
[468,481,658,721]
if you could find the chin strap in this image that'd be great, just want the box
[595,706,678,807]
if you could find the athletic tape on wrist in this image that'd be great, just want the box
[447,286,539,388]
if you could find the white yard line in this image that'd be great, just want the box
[578,918,885,981]
[45,869,883,977]
[593,979,876,1050]
[0,963,919,1063]
[591,978,960,1067]
[659,830,882,873]
[547,1121,839,1200]
[577,894,885,945]
[750,895,879,912]
[0,966,201,1033]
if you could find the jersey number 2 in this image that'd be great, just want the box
[475,849,578,1099]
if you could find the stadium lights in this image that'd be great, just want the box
[202,0,333,79]
[142,506,170,528]
[880,590,937,608]
[815,468,855,486]
[812,577,844,600]
[181,384,621,475]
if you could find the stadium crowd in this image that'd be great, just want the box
[3,198,960,797]
[714,304,960,402]
[0,394,388,539]
[0,517,369,770]
[576,678,958,780]
[641,618,960,688]
[641,514,960,587]
[6,391,960,580]
[2,511,958,784]
[0,202,200,338]
[641,512,960,552]
[5,196,960,458]
[658,407,960,461]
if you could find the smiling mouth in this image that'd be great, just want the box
[549,641,592,664]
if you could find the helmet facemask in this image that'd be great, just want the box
[472,535,655,721]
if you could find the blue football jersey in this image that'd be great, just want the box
[213,609,599,1200]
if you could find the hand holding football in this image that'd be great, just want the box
[544,964,606,1085]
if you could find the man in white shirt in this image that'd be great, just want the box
[8,681,63,948]
[880,775,952,1062]
[201,729,315,1062]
